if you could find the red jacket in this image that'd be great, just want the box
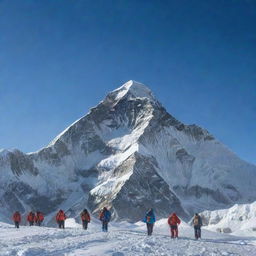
[56,211,66,222]
[168,213,181,226]
[36,212,44,222]
[81,212,90,222]
[27,212,36,222]
[13,212,21,222]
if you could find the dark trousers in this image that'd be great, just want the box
[102,221,108,232]
[58,220,65,229]
[170,225,178,238]
[82,220,88,230]
[146,223,154,236]
[14,221,19,228]
[29,221,34,226]
[37,221,42,226]
[194,226,201,239]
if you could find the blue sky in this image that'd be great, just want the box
[0,0,255,164]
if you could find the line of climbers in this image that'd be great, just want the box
[12,208,202,239]
[13,211,44,228]
[144,208,202,239]
[55,207,111,231]
[12,207,111,232]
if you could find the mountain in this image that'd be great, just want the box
[0,80,256,223]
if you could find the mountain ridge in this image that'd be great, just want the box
[0,81,256,223]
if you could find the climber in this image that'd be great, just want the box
[80,208,91,230]
[143,208,156,236]
[56,209,66,229]
[35,211,44,226]
[12,211,21,228]
[99,207,111,232]
[193,213,202,239]
[27,211,36,226]
[168,212,181,238]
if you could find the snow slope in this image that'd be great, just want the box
[1,218,256,256]
[201,201,256,237]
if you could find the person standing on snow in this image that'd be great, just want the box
[168,212,181,238]
[143,208,156,236]
[80,209,91,230]
[56,209,66,229]
[99,207,111,232]
[27,211,36,226]
[193,213,202,239]
[12,211,21,228]
[35,211,44,226]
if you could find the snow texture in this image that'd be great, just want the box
[1,218,256,256]
[201,201,256,236]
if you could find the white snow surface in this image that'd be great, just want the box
[111,80,156,102]
[1,218,256,256]
[202,201,256,237]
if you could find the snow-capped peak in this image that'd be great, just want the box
[108,80,156,102]
[0,149,10,158]
[0,148,17,156]
[1,80,256,225]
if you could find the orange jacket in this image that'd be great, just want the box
[27,212,36,222]
[36,212,44,222]
[13,212,21,222]
[99,211,104,221]
[81,212,90,222]
[56,211,66,221]
[168,214,181,226]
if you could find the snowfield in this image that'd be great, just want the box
[1,218,256,256]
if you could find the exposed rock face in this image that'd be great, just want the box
[88,153,187,220]
[0,80,256,223]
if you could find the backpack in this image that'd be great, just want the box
[27,213,35,222]
[194,216,199,225]
[56,211,66,221]
[81,212,90,221]
[13,212,21,222]
[37,213,44,222]
[170,216,177,225]
[99,211,104,221]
